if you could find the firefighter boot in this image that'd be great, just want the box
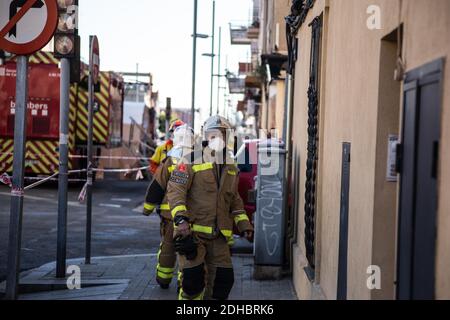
[156,219,177,289]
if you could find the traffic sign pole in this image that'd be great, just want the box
[5,55,29,300]
[86,35,98,265]
[56,57,71,278]
[86,37,93,264]
[86,56,93,265]
[1,0,58,300]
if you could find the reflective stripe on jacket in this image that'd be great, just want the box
[144,156,178,220]
[166,149,253,240]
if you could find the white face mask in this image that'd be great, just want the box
[208,137,225,152]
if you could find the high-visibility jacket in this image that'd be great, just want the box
[144,156,178,220]
[150,140,173,175]
[166,149,253,242]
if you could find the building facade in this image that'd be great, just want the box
[259,0,291,138]
[282,0,450,300]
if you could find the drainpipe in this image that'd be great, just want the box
[283,70,295,273]
[263,84,269,132]
[282,74,291,143]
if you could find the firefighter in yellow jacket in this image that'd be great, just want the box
[166,115,253,300]
[144,124,195,289]
[149,119,185,175]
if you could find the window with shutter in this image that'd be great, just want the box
[304,14,322,279]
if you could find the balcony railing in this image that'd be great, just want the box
[229,18,260,45]
[229,23,252,45]
[247,21,260,40]
[227,72,246,94]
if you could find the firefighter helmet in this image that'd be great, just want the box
[203,115,233,151]
[203,115,231,133]
[173,124,195,149]
[169,119,185,133]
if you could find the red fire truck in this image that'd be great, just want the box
[0,51,124,178]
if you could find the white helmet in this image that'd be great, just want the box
[203,115,234,152]
[203,115,232,134]
[173,124,194,149]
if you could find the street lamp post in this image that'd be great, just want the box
[204,26,225,116]
[191,0,198,130]
[193,0,221,128]
[209,0,216,117]
[216,26,221,115]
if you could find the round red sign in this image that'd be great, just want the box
[0,0,58,55]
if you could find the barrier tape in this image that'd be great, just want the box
[11,187,24,197]
[0,152,151,161]
[1,173,12,187]
[0,165,150,193]
[24,172,60,190]
[77,166,149,202]
[78,182,88,202]
[24,176,87,182]
[92,165,150,173]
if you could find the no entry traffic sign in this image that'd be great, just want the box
[0,0,58,55]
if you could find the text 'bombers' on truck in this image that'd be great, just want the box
[0,51,124,178]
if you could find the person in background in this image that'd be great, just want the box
[143,124,195,289]
[149,119,185,175]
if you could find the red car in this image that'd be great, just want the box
[233,139,259,236]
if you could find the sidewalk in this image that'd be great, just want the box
[0,253,297,300]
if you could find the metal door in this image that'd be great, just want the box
[397,58,444,300]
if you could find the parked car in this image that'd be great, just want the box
[233,139,259,238]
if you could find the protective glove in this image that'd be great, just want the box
[174,234,198,261]
[243,230,254,242]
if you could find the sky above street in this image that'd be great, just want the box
[78,0,252,128]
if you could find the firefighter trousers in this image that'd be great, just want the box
[178,234,234,300]
[156,219,177,286]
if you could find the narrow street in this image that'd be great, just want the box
[1,0,450,306]
[0,180,292,301]
[0,180,158,282]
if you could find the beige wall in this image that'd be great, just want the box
[290,0,450,300]
[371,32,401,300]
